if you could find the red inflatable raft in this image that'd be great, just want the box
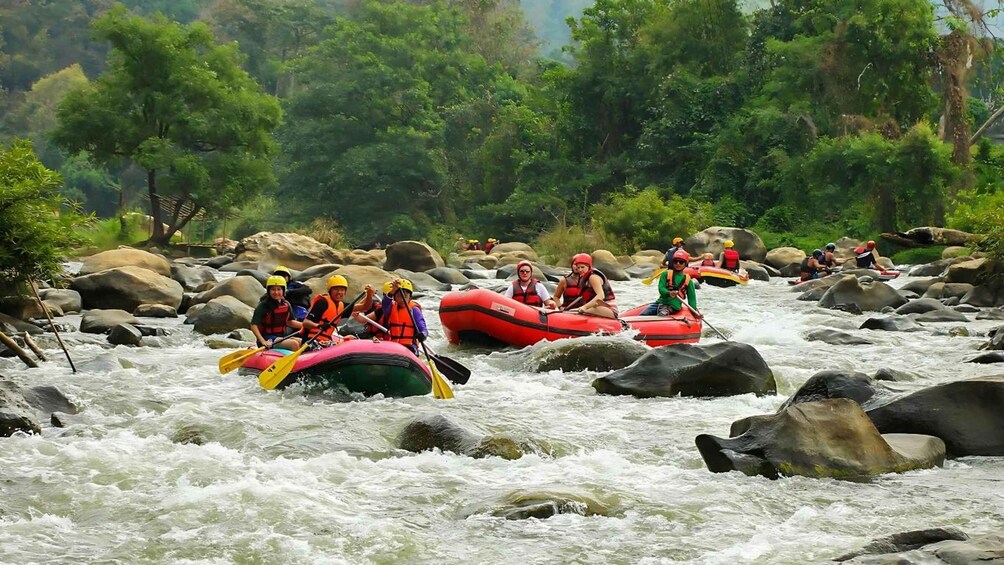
[439,288,702,348]
[239,339,433,397]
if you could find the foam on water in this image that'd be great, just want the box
[1,275,1003,563]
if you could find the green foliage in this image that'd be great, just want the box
[533,222,624,265]
[591,188,712,250]
[76,213,169,255]
[53,6,281,245]
[0,140,86,284]
[890,246,948,265]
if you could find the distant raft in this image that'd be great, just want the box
[438,288,702,348]
[690,266,749,288]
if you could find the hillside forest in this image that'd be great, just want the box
[1,0,1003,257]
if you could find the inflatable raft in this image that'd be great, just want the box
[239,339,432,397]
[439,289,702,347]
[690,266,749,287]
[788,269,901,285]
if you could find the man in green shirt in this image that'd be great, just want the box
[642,249,698,316]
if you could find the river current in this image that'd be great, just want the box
[1,274,1002,564]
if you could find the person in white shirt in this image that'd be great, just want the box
[504,260,556,309]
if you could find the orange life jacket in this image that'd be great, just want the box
[511,279,544,306]
[384,300,418,346]
[306,294,344,342]
[666,271,691,300]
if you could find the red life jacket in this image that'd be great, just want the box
[259,299,292,335]
[511,279,544,306]
[576,269,616,306]
[722,249,740,271]
[561,273,583,309]
[700,258,715,266]
[306,294,344,342]
[384,301,418,346]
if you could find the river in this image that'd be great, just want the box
[1,274,1002,563]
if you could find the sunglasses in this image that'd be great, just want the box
[672,259,687,265]
[518,269,531,273]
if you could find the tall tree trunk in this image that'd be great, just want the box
[147,169,166,244]
[940,30,975,191]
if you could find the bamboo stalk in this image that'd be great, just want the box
[28,281,76,373]
[22,333,47,362]
[0,330,38,369]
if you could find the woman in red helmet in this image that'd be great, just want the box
[550,253,618,318]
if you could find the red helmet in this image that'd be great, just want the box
[516,260,534,274]
[571,253,592,267]
[672,249,690,262]
[866,240,876,249]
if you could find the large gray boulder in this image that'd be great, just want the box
[899,277,942,295]
[70,266,184,311]
[907,257,972,277]
[80,309,141,334]
[1,379,78,437]
[859,315,924,332]
[185,296,254,335]
[235,231,342,270]
[79,248,171,277]
[305,265,393,300]
[765,247,806,272]
[37,289,82,314]
[589,250,629,281]
[108,323,143,346]
[696,399,945,479]
[922,282,974,300]
[189,276,265,308]
[894,298,945,315]
[425,267,470,285]
[865,375,1004,456]
[170,264,218,291]
[740,261,771,282]
[294,264,341,282]
[684,227,767,263]
[0,312,43,335]
[527,338,648,373]
[818,276,907,312]
[392,269,451,292]
[384,241,445,272]
[838,529,1004,564]
[804,329,874,346]
[397,414,528,460]
[488,242,538,261]
[835,527,970,561]
[592,342,776,398]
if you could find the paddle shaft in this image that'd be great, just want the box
[29,279,75,373]
[685,303,728,341]
[354,313,389,334]
[398,292,453,399]
[298,292,367,350]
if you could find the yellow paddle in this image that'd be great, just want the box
[401,292,453,399]
[218,327,305,374]
[258,292,366,390]
[641,268,666,286]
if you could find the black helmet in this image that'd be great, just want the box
[812,249,823,258]
[825,243,836,251]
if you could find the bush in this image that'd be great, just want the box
[890,246,948,265]
[534,222,624,266]
[295,218,347,248]
[591,188,712,251]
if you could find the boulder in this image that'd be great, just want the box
[778,370,889,412]
[37,289,82,314]
[684,227,767,263]
[872,368,920,382]
[495,251,537,267]
[865,375,1004,456]
[132,304,178,318]
[219,261,261,272]
[796,286,831,302]
[80,309,141,334]
[966,351,1004,364]
[0,312,43,335]
[961,279,1004,307]
[696,399,945,479]
[464,254,498,269]
[234,269,270,287]
[397,414,527,460]
[907,257,972,277]
[392,269,451,292]
[944,257,989,285]
[383,241,445,272]
[839,530,1004,564]
[107,323,143,346]
[306,265,394,300]
[340,250,383,267]
[592,342,776,398]
[488,242,538,260]
[976,308,1004,320]
[425,267,470,285]
[912,309,969,323]
[625,265,654,279]
[79,248,171,277]
[189,276,265,308]
[464,490,612,520]
[170,264,218,291]
[293,264,341,282]
[818,276,906,312]
[70,266,183,311]
[185,296,254,335]
[205,254,235,269]
[804,329,873,346]
[859,315,923,332]
[529,338,648,373]
[460,269,490,280]
[0,379,79,436]
[234,231,341,270]
[589,250,629,281]
[899,277,942,295]
[894,298,945,315]
[740,261,770,282]
[765,247,806,270]
[942,246,971,259]
[922,282,974,300]
[0,295,43,320]
[835,526,969,561]
[790,274,843,293]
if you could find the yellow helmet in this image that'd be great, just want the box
[272,266,292,278]
[326,275,348,290]
[265,275,287,289]
[672,237,683,245]
[724,240,734,248]
[382,281,394,294]
[399,279,414,293]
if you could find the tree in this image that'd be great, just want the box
[0,140,85,285]
[53,6,281,245]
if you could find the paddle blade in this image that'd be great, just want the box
[218,347,264,374]
[427,359,454,399]
[431,353,471,385]
[641,268,666,286]
[258,344,308,390]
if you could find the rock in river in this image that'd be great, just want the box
[397,414,528,460]
[818,276,907,312]
[71,266,184,311]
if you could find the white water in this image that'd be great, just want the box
[2,277,1003,564]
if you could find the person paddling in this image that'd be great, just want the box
[374,279,428,355]
[799,249,830,281]
[551,253,617,318]
[271,266,312,320]
[661,237,685,268]
[504,260,557,309]
[300,275,374,348]
[717,240,741,273]
[854,240,882,269]
[698,253,716,267]
[642,249,697,316]
[250,276,303,349]
[822,243,843,269]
